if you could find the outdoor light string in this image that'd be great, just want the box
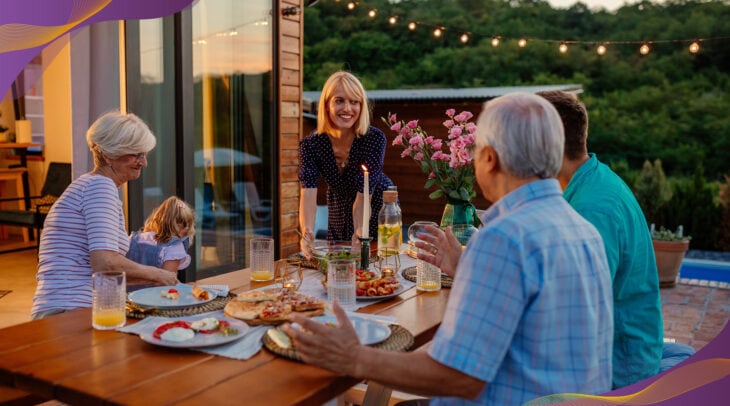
[321,0,728,55]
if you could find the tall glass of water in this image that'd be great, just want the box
[327,257,357,309]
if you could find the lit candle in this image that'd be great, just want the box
[361,165,369,239]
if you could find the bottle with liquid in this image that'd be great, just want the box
[377,189,402,272]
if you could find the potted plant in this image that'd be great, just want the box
[651,225,691,288]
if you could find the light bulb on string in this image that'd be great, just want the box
[368,9,376,18]
[347,2,356,10]
[408,22,417,31]
[559,42,568,53]
[597,44,607,55]
[433,27,443,38]
[491,36,500,47]
[639,43,650,55]
[389,16,397,25]
[518,38,527,48]
[689,41,700,53]
[460,33,469,44]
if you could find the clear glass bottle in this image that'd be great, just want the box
[377,189,402,267]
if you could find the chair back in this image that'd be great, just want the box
[40,163,72,198]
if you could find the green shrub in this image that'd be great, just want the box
[634,159,672,226]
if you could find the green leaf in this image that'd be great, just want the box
[424,177,437,189]
[429,189,443,199]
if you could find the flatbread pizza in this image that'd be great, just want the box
[224,289,326,325]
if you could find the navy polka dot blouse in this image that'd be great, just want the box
[299,126,393,241]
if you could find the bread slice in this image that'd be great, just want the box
[224,300,268,320]
[236,288,281,302]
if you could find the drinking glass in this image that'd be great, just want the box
[92,271,126,330]
[250,237,275,281]
[416,247,441,292]
[376,248,401,278]
[275,258,303,292]
[327,257,357,309]
[407,221,439,244]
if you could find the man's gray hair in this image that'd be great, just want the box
[86,111,156,167]
[475,92,564,179]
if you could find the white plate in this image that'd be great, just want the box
[357,284,406,301]
[310,315,391,345]
[128,285,217,309]
[140,317,249,348]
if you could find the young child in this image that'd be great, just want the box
[127,196,196,273]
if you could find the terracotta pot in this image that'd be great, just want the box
[653,240,690,288]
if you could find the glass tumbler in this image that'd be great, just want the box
[275,258,303,292]
[92,271,126,330]
[250,237,275,281]
[327,257,357,309]
[451,224,479,247]
[416,247,441,292]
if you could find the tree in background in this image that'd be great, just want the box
[634,159,673,228]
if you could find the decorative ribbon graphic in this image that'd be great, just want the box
[526,357,730,405]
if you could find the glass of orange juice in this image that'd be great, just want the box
[250,237,275,281]
[92,271,126,330]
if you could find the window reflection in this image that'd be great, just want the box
[193,0,274,274]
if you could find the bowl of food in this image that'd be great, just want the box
[311,241,359,274]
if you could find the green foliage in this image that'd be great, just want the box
[651,226,691,242]
[634,159,672,225]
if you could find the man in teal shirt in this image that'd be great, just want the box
[538,91,663,388]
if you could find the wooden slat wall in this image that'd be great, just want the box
[279,0,303,258]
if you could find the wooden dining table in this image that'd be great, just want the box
[0,261,450,405]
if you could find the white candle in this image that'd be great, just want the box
[362,165,370,239]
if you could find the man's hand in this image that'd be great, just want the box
[156,269,180,286]
[283,301,362,376]
[413,225,463,277]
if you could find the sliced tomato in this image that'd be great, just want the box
[356,288,366,296]
[168,288,179,294]
[152,320,191,339]
[197,320,230,334]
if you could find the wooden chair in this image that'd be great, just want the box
[0,162,72,252]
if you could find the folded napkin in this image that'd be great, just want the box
[119,310,269,360]
[198,284,230,296]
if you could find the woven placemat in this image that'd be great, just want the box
[401,266,453,288]
[263,324,414,361]
[126,293,236,319]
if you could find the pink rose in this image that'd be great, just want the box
[431,139,443,149]
[390,114,397,122]
[443,119,454,128]
[407,120,419,129]
[392,135,404,146]
[391,121,402,132]
[446,109,456,116]
[414,152,424,161]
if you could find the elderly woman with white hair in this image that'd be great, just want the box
[31,111,179,320]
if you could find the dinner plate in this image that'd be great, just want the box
[140,316,249,348]
[357,284,406,301]
[128,284,217,309]
[310,315,392,345]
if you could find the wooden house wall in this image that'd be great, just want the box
[278,0,303,258]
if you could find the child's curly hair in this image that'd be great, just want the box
[143,196,196,244]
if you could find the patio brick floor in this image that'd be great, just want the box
[660,281,730,350]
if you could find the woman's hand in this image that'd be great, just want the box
[300,229,314,259]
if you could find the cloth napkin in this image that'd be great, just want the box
[119,310,270,360]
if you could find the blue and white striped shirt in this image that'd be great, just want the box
[429,179,613,405]
[32,174,129,318]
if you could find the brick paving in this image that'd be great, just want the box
[660,281,730,350]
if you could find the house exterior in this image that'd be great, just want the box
[303,84,582,224]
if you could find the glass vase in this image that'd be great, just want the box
[440,198,480,228]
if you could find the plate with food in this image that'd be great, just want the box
[224,288,327,326]
[354,270,404,300]
[128,284,217,309]
[140,316,249,348]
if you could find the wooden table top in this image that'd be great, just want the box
[0,262,449,405]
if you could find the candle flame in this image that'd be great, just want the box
[361,165,368,172]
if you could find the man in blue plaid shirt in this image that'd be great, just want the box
[287,92,614,405]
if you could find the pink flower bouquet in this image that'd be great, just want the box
[383,109,477,202]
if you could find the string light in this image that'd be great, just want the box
[321,1,727,58]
